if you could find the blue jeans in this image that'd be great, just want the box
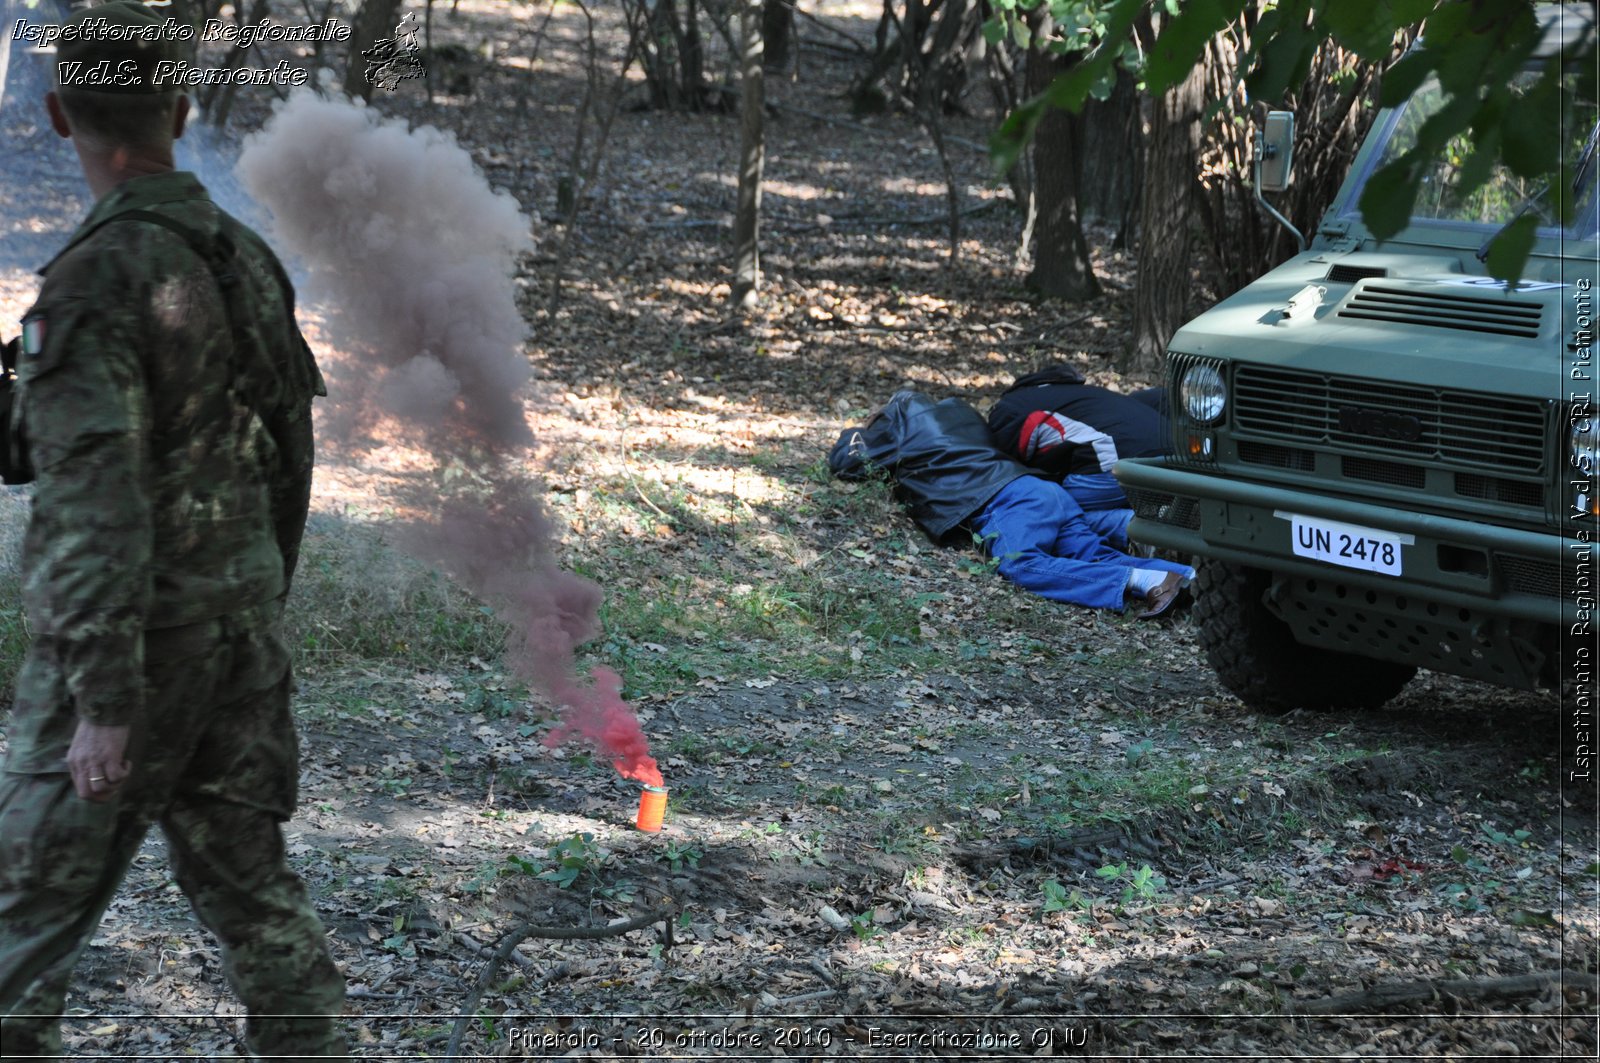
[971,477,1189,610]
[1062,473,1133,547]
[1061,470,1127,510]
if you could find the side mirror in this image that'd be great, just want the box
[1257,111,1295,193]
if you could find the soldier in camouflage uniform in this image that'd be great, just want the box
[0,3,346,1058]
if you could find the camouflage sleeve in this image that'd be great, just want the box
[270,334,320,591]
[18,288,152,726]
[233,226,324,593]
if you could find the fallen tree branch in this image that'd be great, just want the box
[998,314,1101,349]
[452,930,539,971]
[1290,969,1599,1016]
[811,320,1022,337]
[445,903,677,1058]
[759,987,838,1008]
[950,829,1133,871]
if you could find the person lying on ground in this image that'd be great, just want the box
[827,391,1193,618]
[987,365,1170,544]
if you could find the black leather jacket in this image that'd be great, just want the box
[828,391,1041,541]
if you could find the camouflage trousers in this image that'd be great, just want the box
[0,604,346,1060]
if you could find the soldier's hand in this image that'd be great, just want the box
[67,720,133,802]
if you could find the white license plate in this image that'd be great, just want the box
[1280,512,1410,576]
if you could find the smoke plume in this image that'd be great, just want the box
[237,92,661,788]
[238,92,531,449]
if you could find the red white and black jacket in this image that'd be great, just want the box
[986,366,1169,477]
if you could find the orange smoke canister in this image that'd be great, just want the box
[636,785,668,832]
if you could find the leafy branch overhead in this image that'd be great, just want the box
[991,0,1598,282]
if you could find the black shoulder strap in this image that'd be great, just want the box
[77,208,323,405]
[115,208,240,289]
[112,208,314,374]
[118,208,259,398]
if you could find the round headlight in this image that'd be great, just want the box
[1180,364,1226,424]
[1572,417,1599,476]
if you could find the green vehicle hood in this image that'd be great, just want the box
[1170,248,1589,400]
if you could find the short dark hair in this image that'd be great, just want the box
[55,86,181,150]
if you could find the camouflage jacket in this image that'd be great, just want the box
[14,171,325,726]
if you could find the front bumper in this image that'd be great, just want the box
[1115,457,1581,623]
[1115,458,1590,687]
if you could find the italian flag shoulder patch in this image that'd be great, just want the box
[20,314,45,358]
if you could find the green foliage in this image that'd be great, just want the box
[849,911,881,940]
[1442,823,1542,913]
[991,0,1597,284]
[1042,864,1165,918]
[784,831,832,868]
[1095,861,1168,905]
[1481,823,1534,848]
[984,0,1122,57]
[656,840,703,872]
[1040,878,1088,913]
[380,912,419,958]
[993,0,1145,169]
[462,684,522,719]
[965,531,1006,576]
[1482,213,1541,277]
[506,831,612,890]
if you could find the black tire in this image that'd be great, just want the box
[1192,559,1416,713]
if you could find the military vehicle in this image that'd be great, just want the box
[1116,6,1598,711]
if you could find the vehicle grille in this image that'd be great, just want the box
[1325,264,1387,283]
[1491,550,1580,601]
[1232,365,1548,476]
[1126,486,1202,530]
[1342,455,1425,489]
[1456,473,1543,508]
[1238,440,1314,470]
[1337,283,1543,338]
[1497,554,1563,598]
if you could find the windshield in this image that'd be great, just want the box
[1346,74,1600,237]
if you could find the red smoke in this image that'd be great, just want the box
[545,667,663,787]
[238,94,664,791]
[402,485,662,787]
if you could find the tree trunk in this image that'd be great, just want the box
[731,0,766,307]
[1023,42,1099,301]
[680,0,705,107]
[1079,66,1142,242]
[1129,59,1206,374]
[763,0,795,72]
[344,0,404,101]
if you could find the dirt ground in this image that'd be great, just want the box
[1,1,1597,1059]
